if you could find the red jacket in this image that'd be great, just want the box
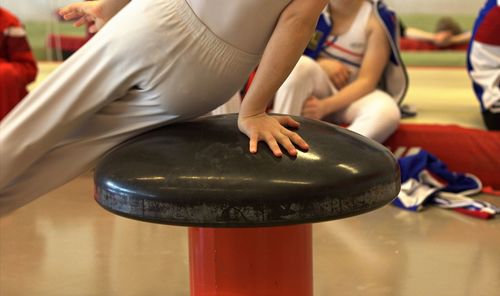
[0,7,38,119]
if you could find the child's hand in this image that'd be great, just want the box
[59,1,106,33]
[433,31,453,48]
[301,96,326,120]
[318,59,351,89]
[238,113,309,157]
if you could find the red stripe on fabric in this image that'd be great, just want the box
[242,69,257,99]
[453,208,494,220]
[241,68,272,111]
[324,41,364,58]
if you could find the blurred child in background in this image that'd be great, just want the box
[467,0,500,130]
[0,7,38,119]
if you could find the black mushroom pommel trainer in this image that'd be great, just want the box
[94,114,400,296]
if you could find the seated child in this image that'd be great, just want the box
[272,0,408,143]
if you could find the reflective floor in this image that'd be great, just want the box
[1,172,499,296]
[401,67,486,130]
[1,66,499,296]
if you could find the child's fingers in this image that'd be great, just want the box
[302,101,314,113]
[286,130,309,151]
[58,6,72,16]
[283,116,300,128]
[275,115,300,128]
[59,3,83,16]
[88,24,98,33]
[275,134,297,157]
[332,75,342,88]
[265,136,283,157]
[73,17,86,27]
[242,114,308,157]
[249,134,259,154]
[61,11,82,20]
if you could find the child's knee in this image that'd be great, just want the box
[360,90,401,126]
[372,90,399,114]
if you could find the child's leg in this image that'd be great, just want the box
[0,0,180,215]
[273,56,335,115]
[0,132,130,215]
[331,90,400,143]
[0,1,161,191]
[0,0,261,216]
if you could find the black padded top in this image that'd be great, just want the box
[94,114,400,227]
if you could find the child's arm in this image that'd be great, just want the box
[448,31,472,45]
[59,0,130,33]
[302,12,390,120]
[404,27,437,42]
[317,58,351,89]
[238,0,328,157]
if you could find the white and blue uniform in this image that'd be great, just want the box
[272,0,407,143]
[0,0,292,215]
[318,2,372,84]
[467,0,500,130]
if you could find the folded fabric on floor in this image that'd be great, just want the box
[393,149,499,219]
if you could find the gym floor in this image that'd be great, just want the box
[1,64,499,296]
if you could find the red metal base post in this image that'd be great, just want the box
[188,224,313,296]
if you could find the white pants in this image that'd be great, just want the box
[0,0,261,216]
[273,56,400,143]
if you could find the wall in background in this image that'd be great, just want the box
[1,0,76,21]
[2,0,485,21]
[384,0,482,15]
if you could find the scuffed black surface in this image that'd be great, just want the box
[94,114,400,227]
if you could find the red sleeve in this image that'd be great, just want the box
[0,8,38,119]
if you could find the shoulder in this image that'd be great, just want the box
[366,9,385,38]
[0,8,23,28]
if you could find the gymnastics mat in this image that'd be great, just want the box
[400,38,468,51]
[384,124,500,190]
